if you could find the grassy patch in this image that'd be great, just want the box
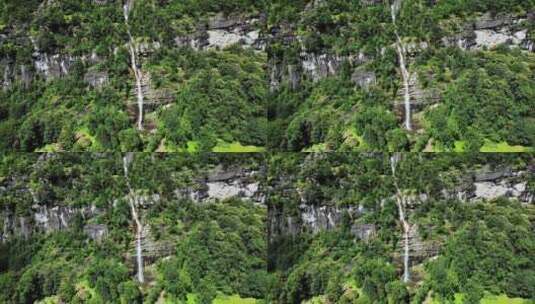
[161,140,263,152]
[304,143,327,152]
[431,140,532,152]
[212,294,258,304]
[35,143,61,152]
[74,127,101,150]
[431,293,532,304]
[480,141,532,152]
[343,127,369,150]
[212,141,265,153]
[172,293,257,304]
[36,296,60,304]
[303,296,326,304]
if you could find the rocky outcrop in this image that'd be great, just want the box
[175,166,264,204]
[351,66,376,90]
[0,33,109,91]
[83,224,108,242]
[351,223,377,241]
[300,53,346,82]
[1,204,103,243]
[267,16,375,91]
[128,72,175,110]
[33,53,75,81]
[394,73,441,106]
[1,60,33,91]
[394,225,441,268]
[127,224,174,266]
[442,13,533,51]
[84,69,109,88]
[175,13,265,51]
[442,167,533,203]
[267,202,369,242]
[269,49,372,91]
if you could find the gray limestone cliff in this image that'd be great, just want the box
[442,13,534,51]
[174,13,265,51]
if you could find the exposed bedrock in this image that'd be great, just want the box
[442,13,534,51]
[174,13,265,51]
[175,165,264,204]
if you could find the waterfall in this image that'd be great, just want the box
[122,152,144,283]
[390,0,412,131]
[123,0,144,130]
[390,153,411,282]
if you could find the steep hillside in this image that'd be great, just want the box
[266,153,534,303]
[0,153,269,303]
[0,0,267,152]
[267,0,535,152]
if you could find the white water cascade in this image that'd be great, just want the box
[123,0,145,130]
[390,153,411,283]
[390,0,412,131]
[122,152,144,283]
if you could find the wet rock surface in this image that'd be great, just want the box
[127,225,175,267]
[394,225,441,268]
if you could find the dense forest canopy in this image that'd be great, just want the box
[266,153,535,303]
[267,0,535,152]
[0,153,268,304]
[1,0,534,152]
[0,0,267,152]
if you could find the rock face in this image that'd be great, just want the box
[300,53,347,82]
[0,32,110,91]
[84,69,109,88]
[83,224,108,242]
[394,73,441,106]
[351,67,376,90]
[1,204,103,243]
[175,13,265,51]
[443,167,533,203]
[442,13,533,51]
[1,60,33,91]
[128,72,175,111]
[175,166,264,204]
[127,224,174,267]
[269,48,370,91]
[394,225,441,269]
[33,53,75,81]
[267,198,368,242]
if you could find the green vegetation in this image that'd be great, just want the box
[0,0,266,152]
[267,0,535,151]
[431,293,533,304]
[267,153,535,303]
[0,153,269,303]
[1,0,534,152]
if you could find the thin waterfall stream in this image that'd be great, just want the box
[390,153,411,283]
[390,0,412,131]
[122,152,144,283]
[123,0,145,130]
